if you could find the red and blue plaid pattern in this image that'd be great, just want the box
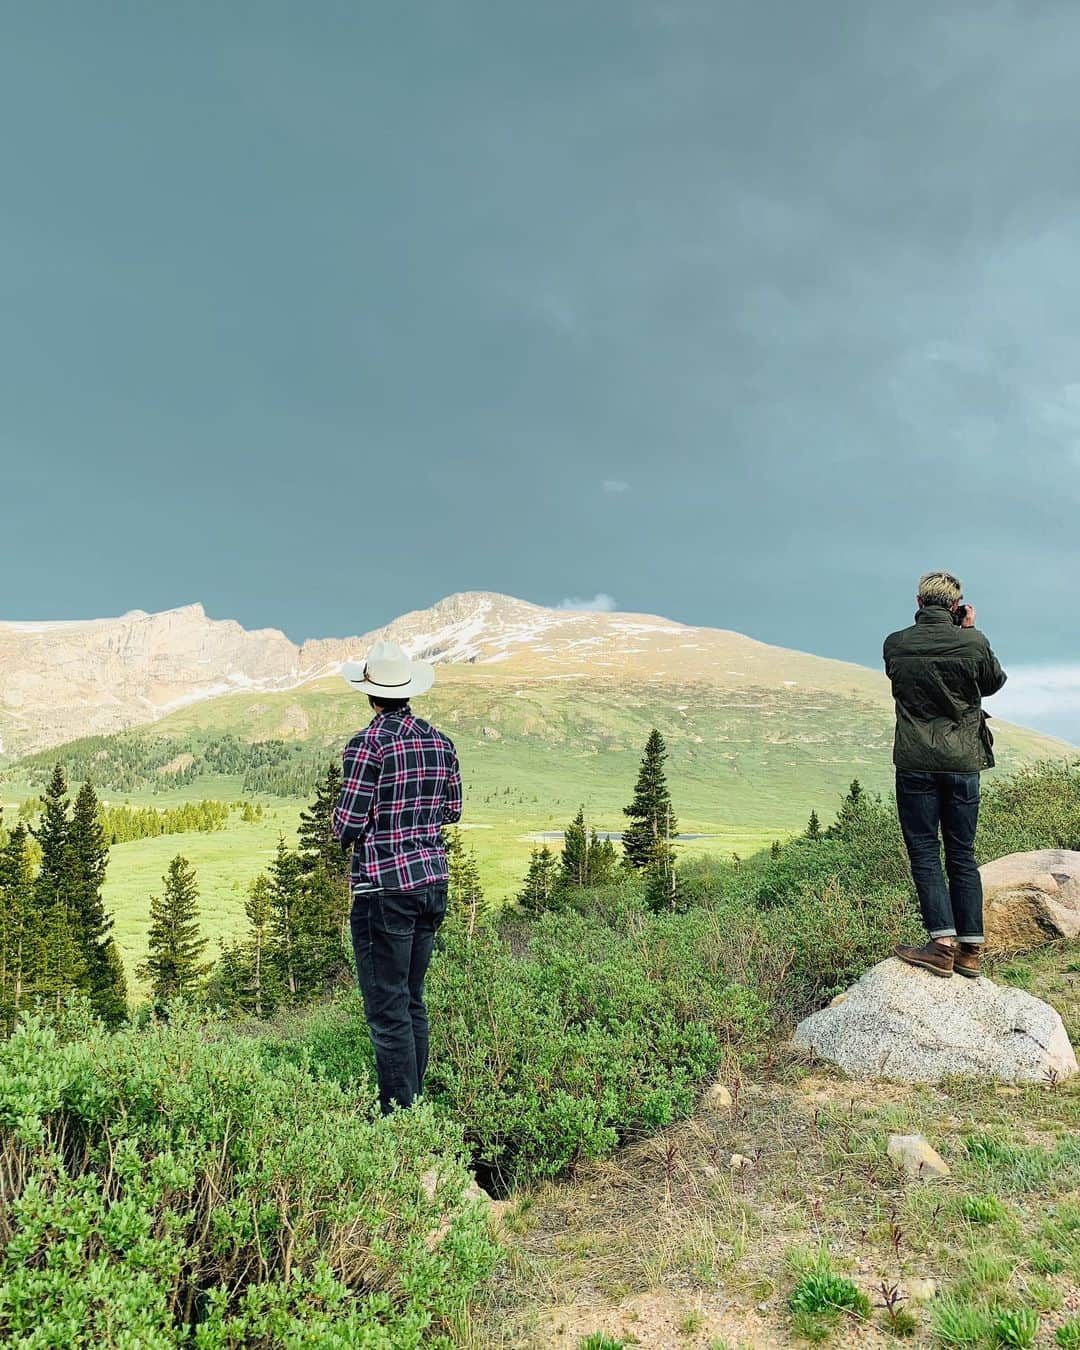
[331,707,462,892]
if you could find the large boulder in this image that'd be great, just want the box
[981,850,1080,952]
[794,958,1078,1083]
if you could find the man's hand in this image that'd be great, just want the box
[961,603,977,629]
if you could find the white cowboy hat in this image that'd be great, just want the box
[341,640,435,699]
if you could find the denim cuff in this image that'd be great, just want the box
[956,935,985,945]
[929,928,957,938]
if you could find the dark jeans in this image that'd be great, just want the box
[895,770,984,943]
[349,881,448,1113]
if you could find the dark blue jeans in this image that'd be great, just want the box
[895,770,984,943]
[349,882,448,1114]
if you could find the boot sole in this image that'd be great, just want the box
[954,967,980,979]
[896,953,953,978]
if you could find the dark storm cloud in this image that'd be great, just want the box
[0,2,1077,732]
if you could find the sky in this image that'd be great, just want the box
[1,2,1078,740]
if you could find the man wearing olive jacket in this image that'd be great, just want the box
[884,571,1007,980]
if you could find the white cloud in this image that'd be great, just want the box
[602,479,630,493]
[990,663,1080,746]
[558,592,618,612]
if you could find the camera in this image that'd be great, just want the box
[952,604,969,626]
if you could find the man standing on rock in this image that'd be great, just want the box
[884,571,1006,979]
[332,640,461,1113]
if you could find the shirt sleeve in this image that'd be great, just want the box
[332,734,382,845]
[442,745,463,825]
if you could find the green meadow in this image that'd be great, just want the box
[3,663,1069,993]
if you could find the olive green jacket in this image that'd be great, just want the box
[883,606,1007,773]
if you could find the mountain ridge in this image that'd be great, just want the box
[1,592,1073,759]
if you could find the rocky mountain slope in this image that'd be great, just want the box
[1,594,1072,771]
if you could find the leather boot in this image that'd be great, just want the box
[894,939,954,978]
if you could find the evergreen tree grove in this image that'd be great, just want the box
[622,729,678,871]
[138,855,210,1008]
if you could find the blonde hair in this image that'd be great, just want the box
[918,570,963,608]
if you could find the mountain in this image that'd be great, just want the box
[0,603,367,757]
[3,590,1071,804]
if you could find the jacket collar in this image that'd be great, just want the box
[914,605,955,626]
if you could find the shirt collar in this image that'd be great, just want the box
[370,704,413,725]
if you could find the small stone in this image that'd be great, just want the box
[829,993,848,1007]
[703,1165,719,1179]
[729,1152,754,1170]
[887,1134,951,1180]
[905,1277,937,1302]
[706,1081,733,1109]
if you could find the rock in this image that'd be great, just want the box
[887,1134,951,1180]
[705,1081,733,1110]
[481,725,501,740]
[981,850,1080,952]
[829,993,848,1007]
[793,958,1078,1083]
[905,1277,937,1302]
[729,1152,754,1170]
[702,1164,719,1179]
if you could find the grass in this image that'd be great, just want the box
[467,940,1080,1347]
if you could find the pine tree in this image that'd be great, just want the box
[266,838,305,999]
[297,762,348,886]
[138,855,210,1007]
[67,780,126,1024]
[29,765,84,1009]
[770,839,782,859]
[0,823,37,1031]
[587,830,618,887]
[244,873,274,1017]
[296,764,350,987]
[559,807,590,890]
[445,828,488,939]
[806,809,821,841]
[517,845,560,914]
[644,834,679,912]
[622,730,678,871]
[826,779,870,841]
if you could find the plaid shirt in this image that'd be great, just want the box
[331,707,462,892]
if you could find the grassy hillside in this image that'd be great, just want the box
[3,663,1070,991]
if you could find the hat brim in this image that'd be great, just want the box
[341,659,436,698]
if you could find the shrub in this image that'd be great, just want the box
[281,913,769,1190]
[977,760,1080,856]
[0,1009,497,1348]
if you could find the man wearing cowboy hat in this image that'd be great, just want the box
[332,640,462,1114]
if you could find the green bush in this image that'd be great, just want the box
[977,760,1080,856]
[1056,1318,1080,1348]
[279,912,768,1190]
[0,1008,497,1348]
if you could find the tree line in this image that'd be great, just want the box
[0,766,127,1031]
[515,727,680,913]
[0,728,680,1027]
